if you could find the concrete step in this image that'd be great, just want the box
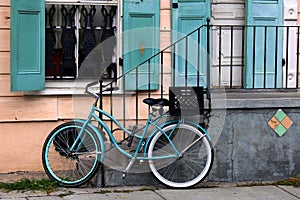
[96,167,159,187]
[96,141,160,187]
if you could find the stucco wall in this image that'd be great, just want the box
[0,0,172,173]
[299,0,300,23]
[0,1,76,173]
[209,108,300,182]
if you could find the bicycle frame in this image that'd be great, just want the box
[68,79,213,164]
[70,98,212,162]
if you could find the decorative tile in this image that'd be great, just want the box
[274,124,287,137]
[268,116,280,130]
[274,109,287,121]
[268,109,293,137]
[281,116,293,129]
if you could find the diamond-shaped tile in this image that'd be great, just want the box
[268,116,280,130]
[281,116,293,129]
[274,124,287,137]
[274,109,287,122]
[268,109,293,137]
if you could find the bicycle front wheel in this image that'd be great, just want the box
[148,124,213,188]
[42,122,103,187]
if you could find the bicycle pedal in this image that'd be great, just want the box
[122,171,127,179]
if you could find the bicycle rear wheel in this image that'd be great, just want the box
[148,124,213,188]
[42,122,102,187]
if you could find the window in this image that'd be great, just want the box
[11,0,161,93]
[45,2,118,80]
[11,0,120,92]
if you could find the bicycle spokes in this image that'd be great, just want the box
[148,124,213,188]
[42,122,102,187]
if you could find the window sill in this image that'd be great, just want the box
[25,80,119,96]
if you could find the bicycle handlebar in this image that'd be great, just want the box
[85,80,119,97]
[105,87,119,92]
[85,80,99,98]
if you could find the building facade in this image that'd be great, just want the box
[0,0,300,182]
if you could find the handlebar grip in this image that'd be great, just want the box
[85,80,119,97]
[105,87,119,92]
[85,80,100,97]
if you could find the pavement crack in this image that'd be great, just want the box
[276,185,300,199]
[153,190,167,200]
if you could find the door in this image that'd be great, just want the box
[171,0,211,87]
[123,0,160,90]
[245,0,283,88]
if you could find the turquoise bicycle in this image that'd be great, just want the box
[42,80,213,188]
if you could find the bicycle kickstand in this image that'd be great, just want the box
[122,158,136,179]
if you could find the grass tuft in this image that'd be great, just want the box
[0,178,58,193]
[275,177,300,187]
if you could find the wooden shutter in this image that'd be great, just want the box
[123,0,160,90]
[245,0,283,88]
[171,0,211,87]
[11,0,45,91]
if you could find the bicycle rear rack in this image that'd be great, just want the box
[169,87,211,127]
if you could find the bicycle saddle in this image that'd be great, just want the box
[143,98,170,106]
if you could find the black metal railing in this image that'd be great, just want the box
[211,25,299,89]
[99,22,300,133]
[101,20,211,133]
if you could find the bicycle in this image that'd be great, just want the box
[42,80,213,188]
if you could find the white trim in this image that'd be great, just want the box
[25,79,122,96]
[283,0,298,88]
[26,80,89,95]
[24,79,123,96]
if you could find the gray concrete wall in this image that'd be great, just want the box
[208,108,300,182]
[97,92,300,186]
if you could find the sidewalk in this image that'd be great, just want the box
[0,185,299,200]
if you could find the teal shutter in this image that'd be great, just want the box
[245,0,283,88]
[11,0,45,92]
[172,0,211,87]
[123,0,160,90]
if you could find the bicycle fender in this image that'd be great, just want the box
[164,120,212,141]
[144,120,178,155]
[72,119,105,162]
[187,121,212,141]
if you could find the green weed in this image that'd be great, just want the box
[0,178,58,193]
[275,177,300,187]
